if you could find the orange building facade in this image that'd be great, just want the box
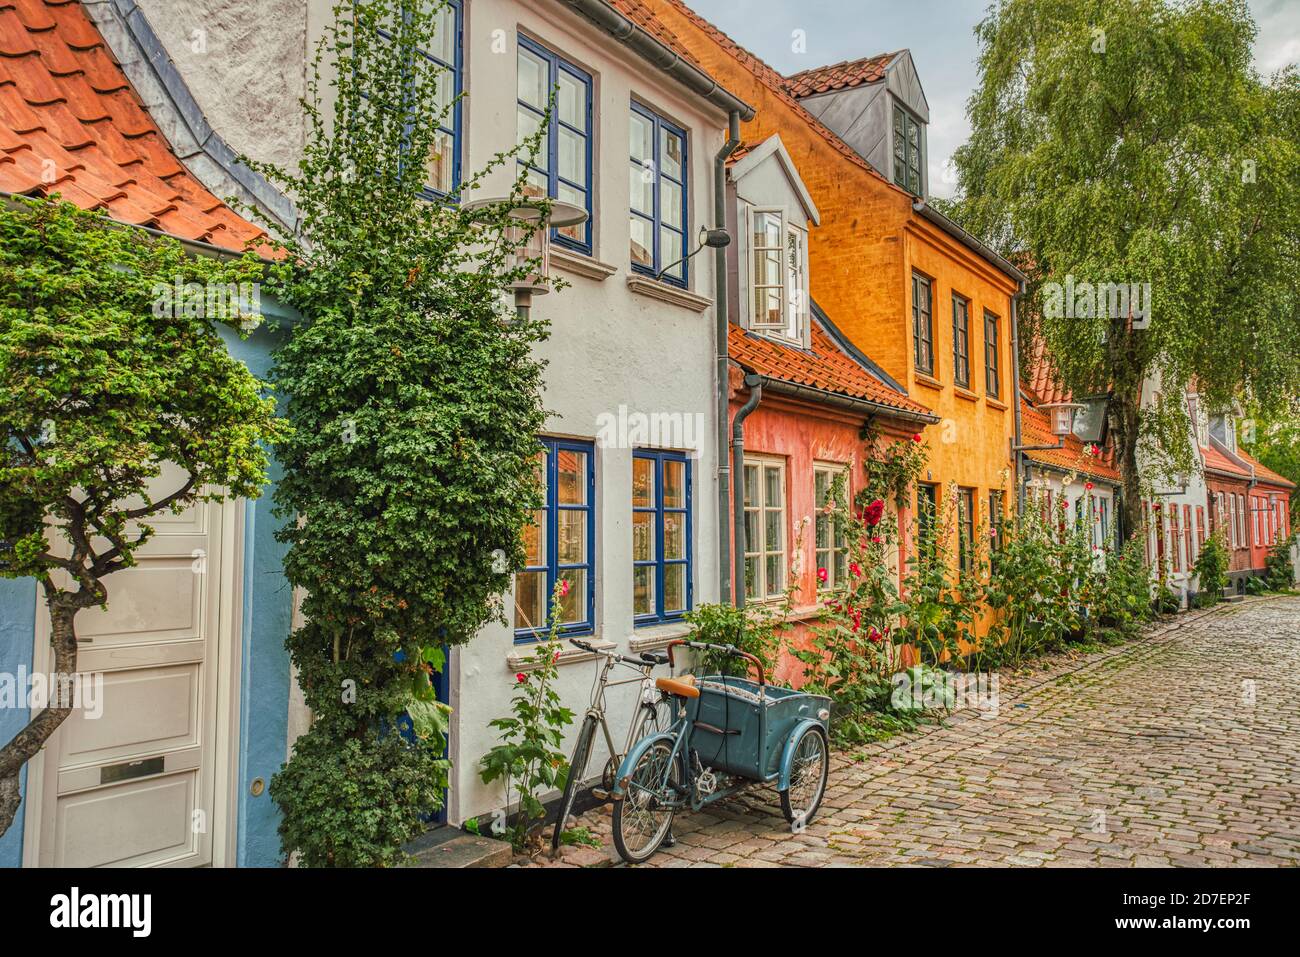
[645,0,1022,627]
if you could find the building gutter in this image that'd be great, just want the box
[754,376,939,426]
[560,1,755,120]
[731,374,763,607]
[713,112,742,604]
[911,201,1027,285]
[1010,282,1026,514]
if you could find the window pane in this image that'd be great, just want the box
[764,510,782,553]
[427,128,454,195]
[754,285,783,326]
[661,128,683,179]
[664,564,686,613]
[816,512,830,550]
[515,570,546,630]
[765,554,782,596]
[745,557,759,597]
[660,228,683,278]
[634,565,654,616]
[557,70,583,128]
[633,457,655,508]
[522,509,545,566]
[756,247,783,286]
[522,165,547,198]
[558,569,585,623]
[517,108,546,166]
[557,451,586,504]
[764,466,781,508]
[630,216,653,267]
[753,211,782,249]
[559,127,586,186]
[660,178,682,228]
[630,110,653,162]
[430,7,456,64]
[744,510,760,552]
[630,161,653,215]
[518,47,548,109]
[558,510,586,564]
[744,465,759,507]
[557,182,586,242]
[633,511,655,562]
[663,460,684,508]
[664,512,685,560]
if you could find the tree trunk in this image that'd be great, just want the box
[0,599,80,838]
[1111,382,1144,543]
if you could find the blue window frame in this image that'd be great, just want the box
[372,0,462,200]
[514,438,595,642]
[629,102,689,287]
[633,450,692,625]
[517,35,593,254]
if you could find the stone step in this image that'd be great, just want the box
[405,826,512,868]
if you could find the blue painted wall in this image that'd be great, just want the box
[0,305,298,869]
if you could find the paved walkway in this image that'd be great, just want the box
[544,596,1300,867]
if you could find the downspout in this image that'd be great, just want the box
[716,111,741,604]
[732,374,763,607]
[1010,281,1026,515]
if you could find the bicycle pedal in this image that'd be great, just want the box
[590,787,611,802]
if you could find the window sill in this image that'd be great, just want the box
[507,637,614,672]
[551,246,617,281]
[628,620,693,653]
[913,373,943,392]
[626,274,713,312]
[954,385,979,403]
[985,397,1008,411]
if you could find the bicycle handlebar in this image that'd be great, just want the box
[568,638,663,668]
[665,639,766,685]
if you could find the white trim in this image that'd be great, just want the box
[729,134,820,225]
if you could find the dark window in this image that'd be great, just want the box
[892,104,923,196]
[630,102,689,286]
[916,482,939,552]
[984,311,1001,399]
[988,490,1003,553]
[517,35,593,254]
[632,450,692,625]
[952,294,970,388]
[958,487,976,572]
[912,273,933,376]
[514,438,595,641]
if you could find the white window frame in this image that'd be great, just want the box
[743,455,787,602]
[746,205,809,344]
[813,463,850,590]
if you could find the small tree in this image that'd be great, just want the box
[0,197,283,836]
[1192,530,1231,604]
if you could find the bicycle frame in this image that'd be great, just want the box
[579,651,663,766]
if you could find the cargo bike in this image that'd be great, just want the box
[609,639,832,863]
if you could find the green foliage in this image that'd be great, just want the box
[862,430,930,508]
[0,196,282,836]
[1083,536,1154,640]
[1264,533,1297,590]
[269,724,448,867]
[899,484,980,666]
[255,0,553,865]
[1241,406,1300,511]
[948,0,1300,536]
[1192,530,1230,601]
[479,582,575,851]
[684,601,787,679]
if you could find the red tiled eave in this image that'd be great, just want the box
[785,52,901,98]
[0,0,269,254]
[1020,399,1120,483]
[729,323,933,418]
[1236,449,1297,490]
[1201,445,1252,480]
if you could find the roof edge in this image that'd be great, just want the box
[729,134,820,225]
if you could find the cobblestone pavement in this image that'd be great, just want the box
[539,596,1300,868]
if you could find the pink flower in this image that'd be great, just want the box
[849,562,862,578]
[871,536,882,544]
[559,580,570,597]
[553,650,561,663]
[864,498,885,527]
[515,672,526,683]
[817,567,829,584]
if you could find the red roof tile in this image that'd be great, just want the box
[1235,449,1297,489]
[1020,398,1120,483]
[607,0,703,69]
[1022,335,1074,406]
[1201,444,1252,480]
[0,0,268,253]
[785,52,900,98]
[729,323,932,417]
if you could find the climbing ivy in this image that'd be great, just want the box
[248,0,554,866]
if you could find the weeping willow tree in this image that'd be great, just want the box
[947,0,1300,539]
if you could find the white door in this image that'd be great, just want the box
[27,465,234,868]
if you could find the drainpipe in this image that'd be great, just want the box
[1010,281,1026,515]
[715,111,741,604]
[732,374,763,607]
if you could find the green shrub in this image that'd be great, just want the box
[1085,536,1154,639]
[1192,530,1230,602]
[1264,533,1297,590]
[685,601,787,679]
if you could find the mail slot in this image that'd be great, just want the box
[100,756,164,785]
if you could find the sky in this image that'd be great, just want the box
[689,0,1300,199]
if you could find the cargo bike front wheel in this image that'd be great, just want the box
[612,740,683,864]
[780,724,829,827]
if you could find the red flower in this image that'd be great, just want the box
[1085,481,1094,491]
[850,609,862,633]
[866,626,884,644]
[864,498,885,527]
[515,672,526,683]
[871,536,882,545]
[817,567,829,584]
[849,562,862,578]
[559,579,570,597]
[911,433,922,443]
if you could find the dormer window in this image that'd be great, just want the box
[748,207,809,343]
[892,103,923,196]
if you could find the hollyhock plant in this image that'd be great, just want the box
[864,498,885,527]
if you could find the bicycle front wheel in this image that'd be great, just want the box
[612,740,681,864]
[551,715,597,856]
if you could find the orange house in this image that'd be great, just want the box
[643,1,1025,633]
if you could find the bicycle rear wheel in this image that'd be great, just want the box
[551,715,597,856]
[612,740,682,864]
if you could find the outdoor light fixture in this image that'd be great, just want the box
[655,224,731,282]
[462,196,589,320]
[1012,400,1087,454]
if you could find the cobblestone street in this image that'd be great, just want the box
[545,596,1300,868]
